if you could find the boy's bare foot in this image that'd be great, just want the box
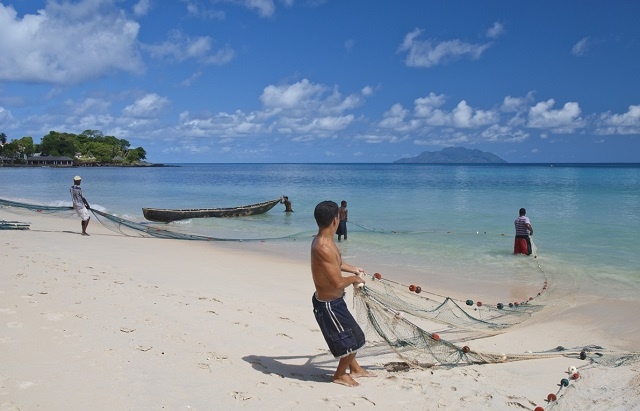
[332,374,359,387]
[350,369,375,378]
[82,232,90,236]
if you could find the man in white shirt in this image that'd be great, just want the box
[70,176,91,236]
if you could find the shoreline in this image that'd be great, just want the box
[1,206,639,410]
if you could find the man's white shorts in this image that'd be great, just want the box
[74,206,90,221]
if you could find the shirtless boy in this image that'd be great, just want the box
[311,200,372,387]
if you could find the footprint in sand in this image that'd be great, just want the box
[42,312,67,321]
[230,391,251,401]
[0,308,16,315]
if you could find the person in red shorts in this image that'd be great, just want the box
[514,207,533,255]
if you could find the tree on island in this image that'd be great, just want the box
[39,130,147,163]
[0,130,147,164]
[0,132,7,145]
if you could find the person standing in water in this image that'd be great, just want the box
[336,200,348,241]
[514,207,533,255]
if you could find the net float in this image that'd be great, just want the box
[535,407,545,411]
[547,393,557,402]
[466,300,474,306]
[561,378,569,387]
[476,301,483,307]
[497,303,504,309]
[569,366,577,373]
[432,333,440,341]
[580,351,587,360]
[573,373,579,379]
[462,346,470,353]
[374,273,382,280]
[415,286,422,293]
[409,285,416,292]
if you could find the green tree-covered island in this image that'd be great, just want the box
[0,130,154,166]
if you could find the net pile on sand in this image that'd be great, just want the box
[0,220,30,230]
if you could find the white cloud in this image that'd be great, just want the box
[501,92,535,113]
[0,1,143,84]
[379,104,409,129]
[133,0,151,16]
[143,31,234,65]
[481,124,529,143]
[174,79,366,141]
[486,22,505,39]
[596,105,640,135]
[221,0,276,17]
[355,133,406,144]
[184,1,225,19]
[451,100,498,128]
[260,79,326,110]
[71,98,112,116]
[398,28,492,68]
[123,94,170,118]
[571,37,590,56]
[345,39,355,51]
[0,106,15,124]
[527,99,585,132]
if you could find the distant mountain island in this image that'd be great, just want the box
[394,147,507,164]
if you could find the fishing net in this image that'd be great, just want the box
[0,220,30,230]
[353,285,640,369]
[0,198,73,213]
[0,198,304,242]
[355,276,541,342]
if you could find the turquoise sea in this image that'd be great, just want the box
[2,163,639,303]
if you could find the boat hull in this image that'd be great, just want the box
[142,198,281,222]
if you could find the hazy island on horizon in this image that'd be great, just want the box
[394,147,507,164]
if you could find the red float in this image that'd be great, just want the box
[374,273,382,280]
[535,407,544,411]
[529,297,534,301]
[573,373,579,380]
[547,393,557,402]
[409,285,416,292]
[462,346,470,353]
[476,301,483,307]
[432,333,440,341]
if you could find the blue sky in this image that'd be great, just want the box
[1,0,639,163]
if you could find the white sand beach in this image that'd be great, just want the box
[1,207,639,411]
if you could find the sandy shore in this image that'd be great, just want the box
[1,207,639,411]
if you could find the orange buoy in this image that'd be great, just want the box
[374,273,382,280]
[409,285,416,292]
[462,346,470,353]
[529,297,534,301]
[432,333,440,341]
[535,407,544,411]
[547,393,557,402]
[573,373,579,380]
[476,301,483,307]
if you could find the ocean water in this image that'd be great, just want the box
[2,163,639,303]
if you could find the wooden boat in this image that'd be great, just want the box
[142,198,282,222]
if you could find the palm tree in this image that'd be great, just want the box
[0,132,7,145]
